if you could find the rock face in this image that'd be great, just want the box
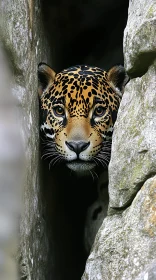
[0,1,51,279]
[109,62,156,210]
[82,0,156,279]
[0,44,23,280]
[83,176,156,280]
[123,0,156,77]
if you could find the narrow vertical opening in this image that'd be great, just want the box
[39,1,129,279]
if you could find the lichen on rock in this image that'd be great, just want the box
[109,61,156,210]
[82,176,156,280]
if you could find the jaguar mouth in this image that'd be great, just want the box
[66,159,96,172]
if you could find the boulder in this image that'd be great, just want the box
[109,62,156,210]
[82,176,156,280]
[123,0,156,77]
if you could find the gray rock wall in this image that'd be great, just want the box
[0,1,51,279]
[0,43,23,280]
[1,0,155,279]
[82,0,156,279]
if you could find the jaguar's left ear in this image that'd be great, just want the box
[107,65,129,97]
[38,62,56,97]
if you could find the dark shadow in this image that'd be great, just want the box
[41,0,129,72]
[39,1,129,279]
[41,159,100,280]
[128,52,156,78]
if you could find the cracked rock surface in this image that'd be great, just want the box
[82,176,156,280]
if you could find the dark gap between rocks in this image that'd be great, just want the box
[109,172,156,215]
[128,52,156,78]
[40,1,129,279]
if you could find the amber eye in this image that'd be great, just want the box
[93,106,106,117]
[53,106,65,117]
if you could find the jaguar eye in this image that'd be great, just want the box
[53,106,65,117]
[93,106,106,117]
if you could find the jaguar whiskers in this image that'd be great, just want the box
[38,63,129,173]
[93,141,112,168]
[41,139,65,168]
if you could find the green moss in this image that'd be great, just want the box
[128,121,140,138]
[118,176,129,190]
[131,161,144,182]
[118,156,150,191]
[147,5,155,18]
[137,136,144,147]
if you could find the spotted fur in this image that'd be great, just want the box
[38,63,128,172]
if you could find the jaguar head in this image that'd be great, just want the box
[38,63,128,173]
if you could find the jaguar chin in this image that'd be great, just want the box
[66,161,96,172]
[38,63,128,174]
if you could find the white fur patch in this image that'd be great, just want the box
[46,133,54,139]
[107,126,113,133]
[40,123,55,139]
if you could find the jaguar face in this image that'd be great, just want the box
[38,63,128,173]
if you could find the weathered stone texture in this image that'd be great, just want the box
[82,0,156,279]
[0,45,23,280]
[0,1,50,279]
[82,176,156,280]
[135,261,156,280]
[124,0,156,76]
[109,61,156,209]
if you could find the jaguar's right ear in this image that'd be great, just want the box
[38,62,56,97]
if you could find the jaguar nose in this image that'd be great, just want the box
[65,141,90,155]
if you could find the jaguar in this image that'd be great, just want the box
[38,63,128,173]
